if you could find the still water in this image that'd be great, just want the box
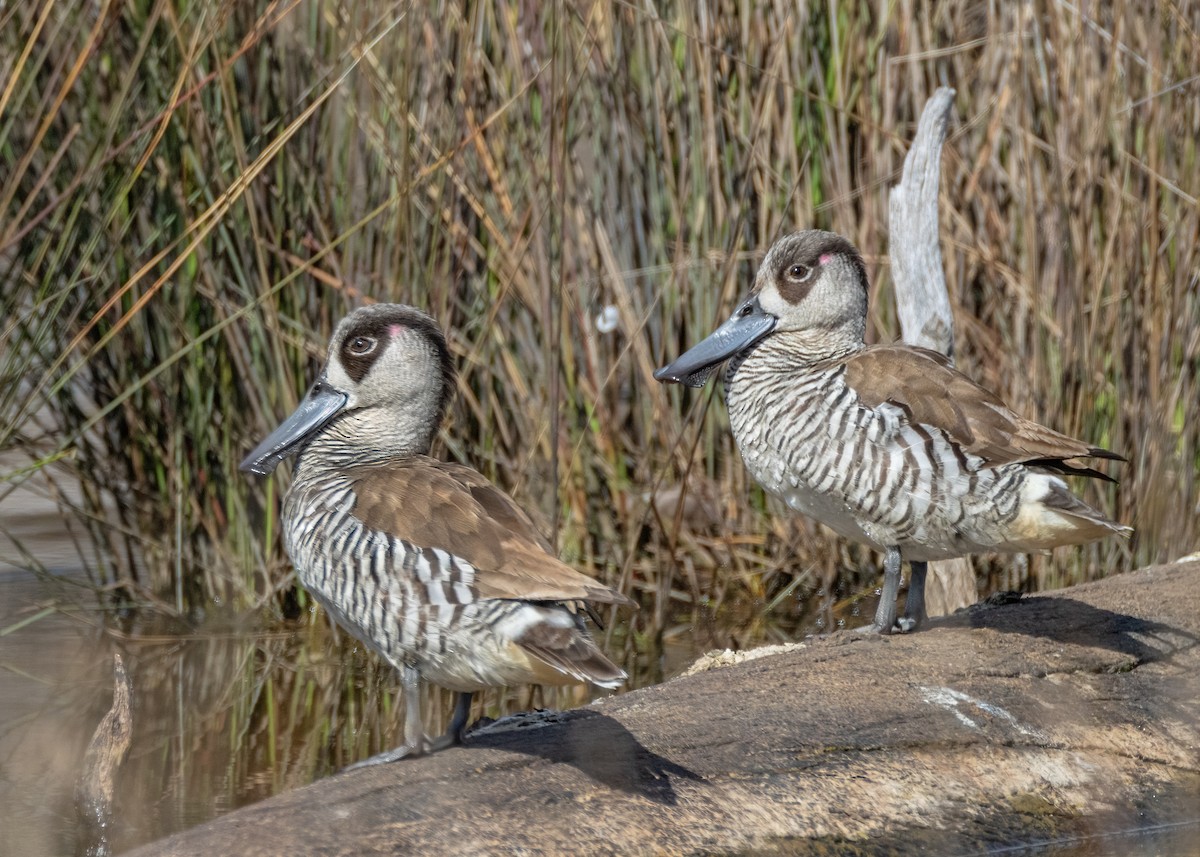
[0,567,451,855]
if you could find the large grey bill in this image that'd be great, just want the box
[653,297,777,388]
[239,380,348,476]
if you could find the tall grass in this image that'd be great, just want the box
[2,0,1197,677]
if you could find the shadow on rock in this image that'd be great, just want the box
[944,593,1200,665]
[463,709,703,804]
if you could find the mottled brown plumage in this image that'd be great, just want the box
[349,457,633,606]
[842,345,1124,478]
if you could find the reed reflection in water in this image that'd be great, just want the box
[0,572,641,856]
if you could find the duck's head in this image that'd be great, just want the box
[654,230,868,386]
[240,304,454,475]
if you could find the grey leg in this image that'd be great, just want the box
[400,664,425,750]
[898,561,928,633]
[858,546,902,635]
[346,665,427,769]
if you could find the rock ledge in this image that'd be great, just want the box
[130,562,1200,856]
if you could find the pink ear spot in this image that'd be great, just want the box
[387,323,405,338]
[819,253,834,265]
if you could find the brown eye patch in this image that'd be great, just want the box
[777,257,821,304]
[339,316,401,383]
[771,231,866,304]
[333,306,456,430]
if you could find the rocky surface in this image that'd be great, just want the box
[128,562,1200,856]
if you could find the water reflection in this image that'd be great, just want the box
[0,575,99,857]
[0,575,652,855]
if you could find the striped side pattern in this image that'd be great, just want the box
[282,473,561,691]
[725,342,1028,562]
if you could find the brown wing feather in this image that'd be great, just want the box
[842,345,1125,472]
[347,456,631,606]
[431,461,554,552]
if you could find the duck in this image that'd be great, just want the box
[655,230,1130,633]
[241,304,629,763]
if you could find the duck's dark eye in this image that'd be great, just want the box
[346,335,376,355]
[787,263,811,281]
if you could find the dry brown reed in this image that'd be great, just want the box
[2,0,1198,801]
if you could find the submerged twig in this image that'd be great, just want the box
[75,653,133,857]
